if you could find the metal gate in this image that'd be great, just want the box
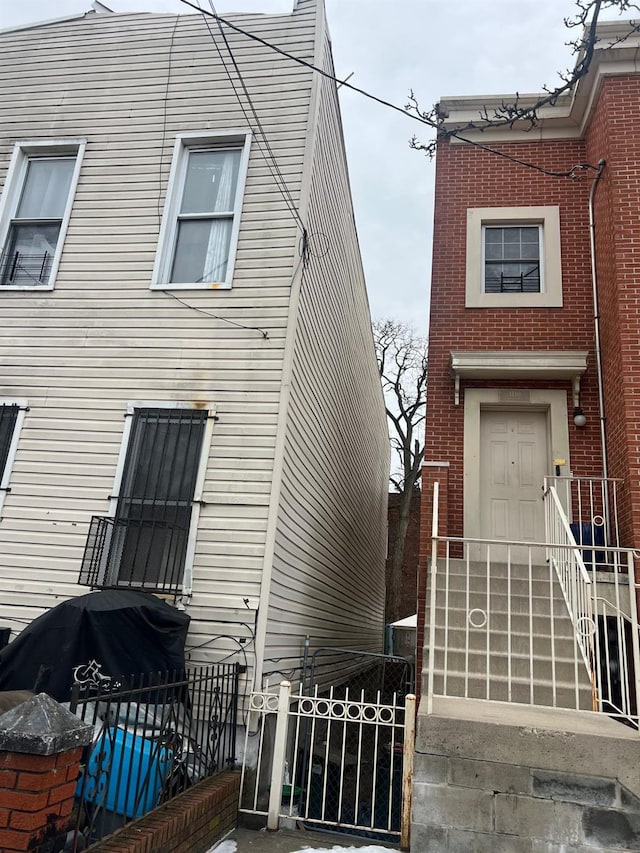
[240,680,415,850]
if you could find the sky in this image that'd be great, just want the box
[0,0,627,336]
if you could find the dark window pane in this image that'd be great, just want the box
[0,405,19,482]
[484,225,541,293]
[114,408,207,588]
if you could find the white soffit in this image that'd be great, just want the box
[450,351,589,405]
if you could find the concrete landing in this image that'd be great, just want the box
[213,826,398,851]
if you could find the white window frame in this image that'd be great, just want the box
[151,130,252,291]
[466,206,562,308]
[0,399,28,519]
[109,401,216,595]
[0,139,86,291]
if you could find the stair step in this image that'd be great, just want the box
[430,626,578,655]
[428,649,585,683]
[426,607,576,637]
[429,590,567,616]
[429,673,593,710]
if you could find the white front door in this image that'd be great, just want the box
[479,409,548,544]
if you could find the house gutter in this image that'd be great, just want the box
[588,159,608,483]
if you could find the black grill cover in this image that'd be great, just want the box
[0,590,190,701]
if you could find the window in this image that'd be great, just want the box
[465,206,562,308]
[0,400,27,518]
[80,403,214,593]
[483,225,541,293]
[0,141,85,289]
[152,131,251,290]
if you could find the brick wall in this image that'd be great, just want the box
[0,748,81,852]
[94,771,239,853]
[426,133,603,544]
[585,75,640,549]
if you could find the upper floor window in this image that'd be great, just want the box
[483,225,541,294]
[465,206,562,309]
[152,131,251,290]
[0,141,85,290]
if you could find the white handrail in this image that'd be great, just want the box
[543,486,594,685]
[426,481,439,715]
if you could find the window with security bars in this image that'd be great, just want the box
[0,405,19,484]
[81,408,208,592]
[483,225,541,293]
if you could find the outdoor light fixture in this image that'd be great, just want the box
[573,406,587,428]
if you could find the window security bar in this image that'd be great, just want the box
[0,250,51,285]
[485,266,541,293]
[80,407,208,595]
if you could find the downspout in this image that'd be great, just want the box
[588,159,607,482]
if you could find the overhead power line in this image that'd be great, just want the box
[179,0,603,180]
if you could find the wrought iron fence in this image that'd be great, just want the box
[68,664,239,850]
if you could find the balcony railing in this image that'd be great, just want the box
[79,514,188,595]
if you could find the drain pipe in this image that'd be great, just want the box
[588,160,609,530]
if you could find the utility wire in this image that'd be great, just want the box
[162,289,269,338]
[203,2,306,231]
[180,0,601,180]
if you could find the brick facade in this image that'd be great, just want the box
[419,34,640,673]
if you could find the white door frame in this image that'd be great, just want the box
[463,388,570,541]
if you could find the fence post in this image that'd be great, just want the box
[400,693,416,851]
[0,693,93,853]
[267,680,291,831]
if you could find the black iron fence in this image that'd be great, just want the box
[68,664,239,850]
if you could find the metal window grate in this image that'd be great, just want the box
[79,408,208,593]
[0,404,19,482]
[0,250,52,286]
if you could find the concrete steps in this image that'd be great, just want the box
[424,558,593,710]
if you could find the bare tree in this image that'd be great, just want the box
[374,320,427,623]
[406,0,640,159]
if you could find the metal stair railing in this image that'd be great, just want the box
[425,481,640,728]
[544,482,640,728]
[543,485,595,684]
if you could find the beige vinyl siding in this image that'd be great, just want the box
[0,5,316,671]
[261,26,389,687]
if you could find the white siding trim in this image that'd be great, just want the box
[151,129,252,291]
[0,399,28,520]
[0,139,86,291]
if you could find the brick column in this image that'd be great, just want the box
[0,692,93,853]
[416,462,450,701]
